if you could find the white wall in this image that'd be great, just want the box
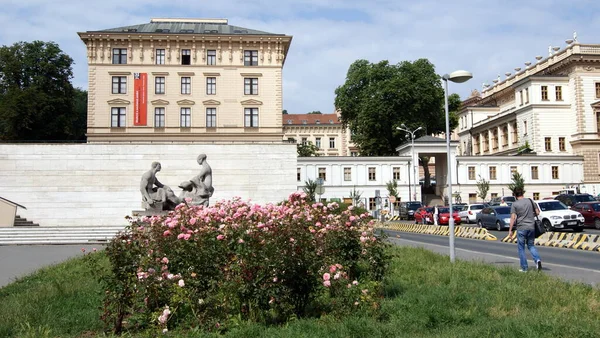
[0,143,297,227]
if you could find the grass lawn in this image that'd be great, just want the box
[0,246,598,337]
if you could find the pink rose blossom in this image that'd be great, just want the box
[178,279,185,287]
[334,272,341,280]
[289,238,295,242]
[216,234,225,240]
[323,273,330,281]
[273,277,278,282]
[238,238,245,244]
[161,257,169,264]
[352,280,359,285]
[329,265,337,273]
[323,280,331,287]
[349,216,356,222]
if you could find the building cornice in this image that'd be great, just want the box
[457,155,584,162]
[298,156,410,164]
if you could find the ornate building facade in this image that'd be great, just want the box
[282,113,358,156]
[78,18,292,143]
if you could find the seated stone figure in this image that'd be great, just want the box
[179,154,214,206]
[140,162,180,211]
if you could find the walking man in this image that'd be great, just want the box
[509,188,542,272]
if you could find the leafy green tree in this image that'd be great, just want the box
[282,109,288,114]
[508,171,525,197]
[303,179,318,202]
[385,180,399,199]
[297,141,320,157]
[334,59,460,156]
[71,88,88,141]
[476,175,490,202]
[307,111,322,114]
[0,40,82,141]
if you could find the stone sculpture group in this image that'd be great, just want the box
[140,154,214,212]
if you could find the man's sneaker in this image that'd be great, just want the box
[536,260,542,271]
[519,269,527,272]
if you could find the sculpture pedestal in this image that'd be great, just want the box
[132,209,169,217]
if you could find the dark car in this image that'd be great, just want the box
[555,194,596,207]
[476,206,512,231]
[400,201,423,220]
[571,202,600,229]
[414,207,434,224]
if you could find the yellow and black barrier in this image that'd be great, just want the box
[501,232,600,252]
[388,215,402,221]
[379,222,497,241]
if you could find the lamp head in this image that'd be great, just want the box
[445,70,473,83]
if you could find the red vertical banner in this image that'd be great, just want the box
[133,73,148,126]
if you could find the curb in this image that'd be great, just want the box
[378,222,497,241]
[501,232,600,252]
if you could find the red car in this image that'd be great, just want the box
[571,202,600,229]
[414,207,434,224]
[437,207,462,225]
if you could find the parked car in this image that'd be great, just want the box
[436,207,462,225]
[414,207,434,224]
[476,206,512,231]
[458,203,486,224]
[554,194,596,207]
[399,201,423,220]
[571,202,600,229]
[536,200,585,232]
[489,196,516,206]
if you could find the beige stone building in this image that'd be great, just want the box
[78,18,292,143]
[457,41,600,190]
[282,113,358,156]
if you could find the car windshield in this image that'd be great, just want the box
[538,201,568,211]
[452,206,465,212]
[470,204,484,210]
[438,208,450,213]
[503,196,516,202]
[407,202,422,210]
[493,207,511,214]
[574,195,596,203]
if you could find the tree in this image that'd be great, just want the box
[349,187,363,205]
[0,40,83,141]
[385,180,399,199]
[508,171,525,196]
[303,179,317,202]
[334,59,460,156]
[476,175,490,202]
[282,109,288,114]
[307,111,322,114]
[297,141,320,157]
[71,88,88,141]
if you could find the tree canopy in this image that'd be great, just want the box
[297,141,320,157]
[334,59,461,156]
[0,40,85,141]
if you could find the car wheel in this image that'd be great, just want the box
[477,220,484,229]
[496,221,502,231]
[595,218,600,230]
[543,219,553,232]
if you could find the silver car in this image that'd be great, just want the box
[458,204,486,224]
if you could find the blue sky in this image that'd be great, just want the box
[1,0,599,115]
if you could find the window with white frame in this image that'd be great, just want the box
[207,50,216,65]
[315,137,321,149]
[244,108,258,127]
[301,137,307,145]
[489,166,497,180]
[393,167,401,180]
[329,137,335,149]
[155,49,165,65]
[112,76,127,94]
[318,167,326,181]
[468,166,475,180]
[368,167,376,181]
[244,78,258,95]
[111,107,126,127]
[344,167,351,181]
[180,107,191,127]
[559,137,566,151]
[206,77,216,95]
[154,107,165,127]
[206,108,216,128]
[181,77,191,94]
[552,166,559,179]
[155,76,165,94]
[531,166,539,180]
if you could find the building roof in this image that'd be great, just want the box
[414,135,447,143]
[88,18,282,36]
[283,114,341,126]
[0,196,26,209]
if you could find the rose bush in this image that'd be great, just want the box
[99,191,389,334]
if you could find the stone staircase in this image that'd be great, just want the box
[0,225,126,245]
[13,215,40,227]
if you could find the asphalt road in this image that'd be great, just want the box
[383,229,600,286]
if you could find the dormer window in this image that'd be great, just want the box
[302,120,307,124]
[315,119,320,124]
[329,120,333,124]
[287,119,292,124]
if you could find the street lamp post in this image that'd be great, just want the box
[397,125,422,202]
[442,70,473,263]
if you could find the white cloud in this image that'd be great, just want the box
[1,0,598,114]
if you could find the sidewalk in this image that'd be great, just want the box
[387,237,600,286]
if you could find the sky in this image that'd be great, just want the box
[1,0,599,115]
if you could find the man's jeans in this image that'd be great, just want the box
[517,229,541,270]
